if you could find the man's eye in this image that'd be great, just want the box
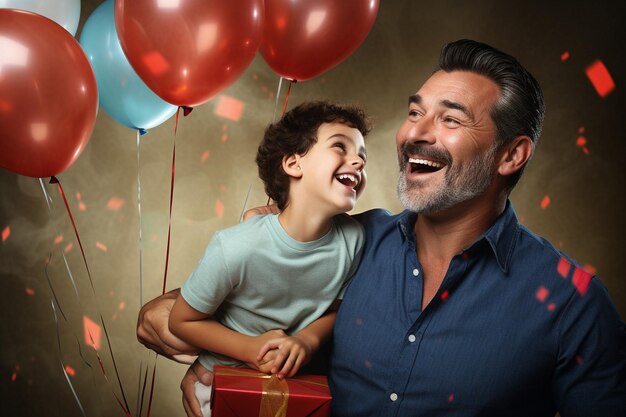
[443,117,460,126]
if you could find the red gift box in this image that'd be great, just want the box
[211,365,331,417]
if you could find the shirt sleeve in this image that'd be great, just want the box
[552,276,626,416]
[180,232,235,314]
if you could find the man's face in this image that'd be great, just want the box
[396,70,500,214]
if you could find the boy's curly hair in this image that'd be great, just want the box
[256,101,371,211]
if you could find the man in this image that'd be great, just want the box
[137,39,626,416]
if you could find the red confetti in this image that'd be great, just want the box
[64,243,73,254]
[582,147,590,155]
[462,252,469,261]
[1,226,9,242]
[540,195,550,209]
[64,365,76,377]
[585,60,615,98]
[364,360,372,369]
[11,372,17,382]
[83,315,101,350]
[448,393,454,403]
[76,192,82,201]
[576,355,583,364]
[118,301,125,311]
[578,127,585,134]
[214,95,245,121]
[572,267,592,296]
[547,303,556,311]
[215,198,225,219]
[576,136,587,147]
[25,288,34,296]
[220,132,229,142]
[535,286,549,302]
[54,235,63,244]
[200,150,210,162]
[557,257,571,278]
[78,201,87,211]
[561,51,570,61]
[355,318,364,326]
[440,289,450,301]
[95,241,108,252]
[106,197,125,210]
[583,264,597,275]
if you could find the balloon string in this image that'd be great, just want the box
[281,79,296,116]
[48,176,132,414]
[137,131,144,310]
[272,77,284,123]
[145,355,158,417]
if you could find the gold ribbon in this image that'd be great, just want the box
[260,375,289,417]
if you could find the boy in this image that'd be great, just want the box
[168,101,370,416]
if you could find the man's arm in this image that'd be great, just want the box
[136,288,200,363]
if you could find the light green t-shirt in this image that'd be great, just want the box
[180,213,364,371]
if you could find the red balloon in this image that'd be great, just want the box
[260,0,379,81]
[0,9,98,178]
[115,0,263,107]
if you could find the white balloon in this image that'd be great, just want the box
[0,0,81,35]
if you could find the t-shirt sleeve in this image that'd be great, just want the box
[552,276,626,416]
[180,232,235,314]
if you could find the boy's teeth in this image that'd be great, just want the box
[408,158,443,168]
[335,174,359,188]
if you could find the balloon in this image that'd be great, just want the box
[0,0,80,36]
[115,0,263,108]
[260,0,379,81]
[80,0,177,131]
[0,9,98,178]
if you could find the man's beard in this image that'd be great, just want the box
[397,142,497,214]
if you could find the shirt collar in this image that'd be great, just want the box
[395,200,520,274]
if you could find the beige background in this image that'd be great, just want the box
[1,1,625,416]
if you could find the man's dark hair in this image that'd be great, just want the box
[256,101,371,211]
[438,39,545,189]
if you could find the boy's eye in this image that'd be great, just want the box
[333,142,346,151]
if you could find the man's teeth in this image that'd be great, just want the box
[408,158,444,168]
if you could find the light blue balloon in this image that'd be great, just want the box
[80,0,176,131]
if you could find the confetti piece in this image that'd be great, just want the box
[220,132,228,142]
[462,252,469,261]
[54,235,63,244]
[200,150,210,162]
[561,51,570,61]
[11,372,17,382]
[585,60,615,98]
[83,315,101,350]
[355,318,364,326]
[252,73,258,80]
[448,393,454,403]
[1,226,9,242]
[576,136,587,147]
[106,197,125,210]
[364,360,372,369]
[583,264,597,274]
[540,195,550,209]
[572,267,592,296]
[557,257,571,278]
[78,202,87,211]
[215,198,225,218]
[25,288,34,296]
[118,301,125,311]
[76,192,82,201]
[578,126,585,134]
[547,303,556,311]
[576,355,583,365]
[64,365,76,377]
[95,242,108,252]
[440,289,450,301]
[535,287,549,302]
[64,243,73,254]
[214,95,245,121]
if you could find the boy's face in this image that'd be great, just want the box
[297,122,367,214]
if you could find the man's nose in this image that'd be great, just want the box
[403,117,436,145]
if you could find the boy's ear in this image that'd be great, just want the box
[497,135,533,177]
[282,154,303,178]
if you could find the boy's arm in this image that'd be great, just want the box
[257,300,340,379]
[169,294,286,368]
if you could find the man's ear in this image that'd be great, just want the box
[282,154,303,178]
[497,136,533,177]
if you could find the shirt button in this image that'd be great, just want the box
[408,334,416,343]
[412,268,419,276]
[390,393,398,402]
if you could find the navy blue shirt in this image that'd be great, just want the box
[330,202,626,416]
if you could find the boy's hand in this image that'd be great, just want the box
[257,335,313,379]
[245,329,287,370]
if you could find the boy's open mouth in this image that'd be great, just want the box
[335,173,360,190]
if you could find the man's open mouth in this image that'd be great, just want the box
[408,157,445,174]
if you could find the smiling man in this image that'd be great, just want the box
[136,40,625,417]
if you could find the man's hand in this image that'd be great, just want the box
[137,289,200,363]
[181,360,212,417]
[256,335,313,379]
